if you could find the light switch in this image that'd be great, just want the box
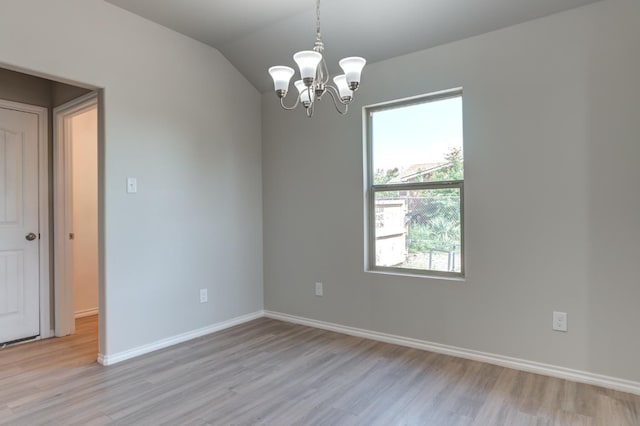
[127,178,137,193]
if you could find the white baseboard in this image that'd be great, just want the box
[75,308,99,319]
[264,310,640,396]
[95,308,640,396]
[97,310,264,366]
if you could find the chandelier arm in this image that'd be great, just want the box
[325,85,349,115]
[325,84,350,105]
[307,86,314,105]
[279,94,300,111]
[321,59,330,85]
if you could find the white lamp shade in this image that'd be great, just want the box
[268,66,295,92]
[333,75,353,99]
[339,57,366,85]
[295,80,314,103]
[293,50,322,81]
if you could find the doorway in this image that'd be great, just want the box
[54,93,99,337]
[0,66,100,356]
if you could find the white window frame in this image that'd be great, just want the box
[364,88,465,279]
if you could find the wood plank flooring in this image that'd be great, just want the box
[0,315,638,425]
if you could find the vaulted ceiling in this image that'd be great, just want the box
[105,0,599,93]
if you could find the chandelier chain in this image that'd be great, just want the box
[316,0,321,37]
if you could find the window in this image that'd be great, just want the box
[365,89,464,278]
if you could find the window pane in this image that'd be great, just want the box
[374,188,461,273]
[371,96,463,184]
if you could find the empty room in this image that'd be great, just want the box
[0,0,639,424]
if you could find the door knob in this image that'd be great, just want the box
[25,232,37,241]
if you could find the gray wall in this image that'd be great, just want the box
[0,0,263,356]
[262,0,640,382]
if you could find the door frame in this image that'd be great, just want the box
[0,98,51,340]
[53,92,98,337]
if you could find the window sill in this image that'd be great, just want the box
[366,268,466,282]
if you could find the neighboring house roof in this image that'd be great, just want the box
[391,162,450,183]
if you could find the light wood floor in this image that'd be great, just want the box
[0,316,638,425]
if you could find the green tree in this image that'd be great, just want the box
[431,147,463,182]
[417,147,463,222]
[408,147,463,253]
[373,167,399,185]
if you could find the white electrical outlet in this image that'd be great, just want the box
[200,288,208,303]
[553,311,568,332]
[315,282,323,297]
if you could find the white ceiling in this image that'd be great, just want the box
[105,0,599,93]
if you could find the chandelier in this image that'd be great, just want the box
[268,0,366,117]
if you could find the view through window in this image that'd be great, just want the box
[366,90,464,276]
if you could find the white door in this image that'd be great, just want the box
[0,106,40,344]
